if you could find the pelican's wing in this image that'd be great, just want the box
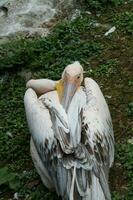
[81,77,114,199]
[24,88,55,148]
[24,88,71,159]
[83,78,114,167]
[24,89,60,189]
[26,79,57,95]
[24,88,73,197]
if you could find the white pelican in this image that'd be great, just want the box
[24,61,114,200]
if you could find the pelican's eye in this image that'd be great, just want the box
[77,75,80,79]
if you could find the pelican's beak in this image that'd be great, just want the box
[62,79,77,112]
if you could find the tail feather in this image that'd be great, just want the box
[69,167,108,200]
[69,163,76,200]
[91,173,106,200]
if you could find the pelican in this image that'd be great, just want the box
[24,61,114,200]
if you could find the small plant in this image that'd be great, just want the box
[88,59,120,77]
[0,167,20,190]
[113,11,133,35]
[115,143,133,199]
[126,102,133,117]
[112,192,121,200]
[128,80,133,86]
[80,0,125,10]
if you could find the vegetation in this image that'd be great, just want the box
[80,0,125,9]
[0,16,103,73]
[112,11,133,35]
[0,0,133,199]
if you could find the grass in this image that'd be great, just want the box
[0,0,133,199]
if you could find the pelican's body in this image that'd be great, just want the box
[24,62,114,200]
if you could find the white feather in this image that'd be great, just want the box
[24,75,114,200]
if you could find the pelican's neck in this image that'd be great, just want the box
[56,79,81,113]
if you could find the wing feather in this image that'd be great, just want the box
[24,78,114,200]
[83,78,114,167]
[81,77,114,200]
[24,88,55,148]
[24,88,74,198]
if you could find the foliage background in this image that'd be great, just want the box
[0,0,133,199]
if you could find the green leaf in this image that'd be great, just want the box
[0,167,21,190]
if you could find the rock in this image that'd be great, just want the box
[70,9,81,21]
[128,138,133,144]
[104,26,116,36]
[6,131,13,138]
[105,95,112,99]
[85,11,92,15]
[18,70,32,81]
[41,18,57,29]
[13,193,18,200]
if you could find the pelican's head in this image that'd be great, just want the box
[57,61,83,111]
